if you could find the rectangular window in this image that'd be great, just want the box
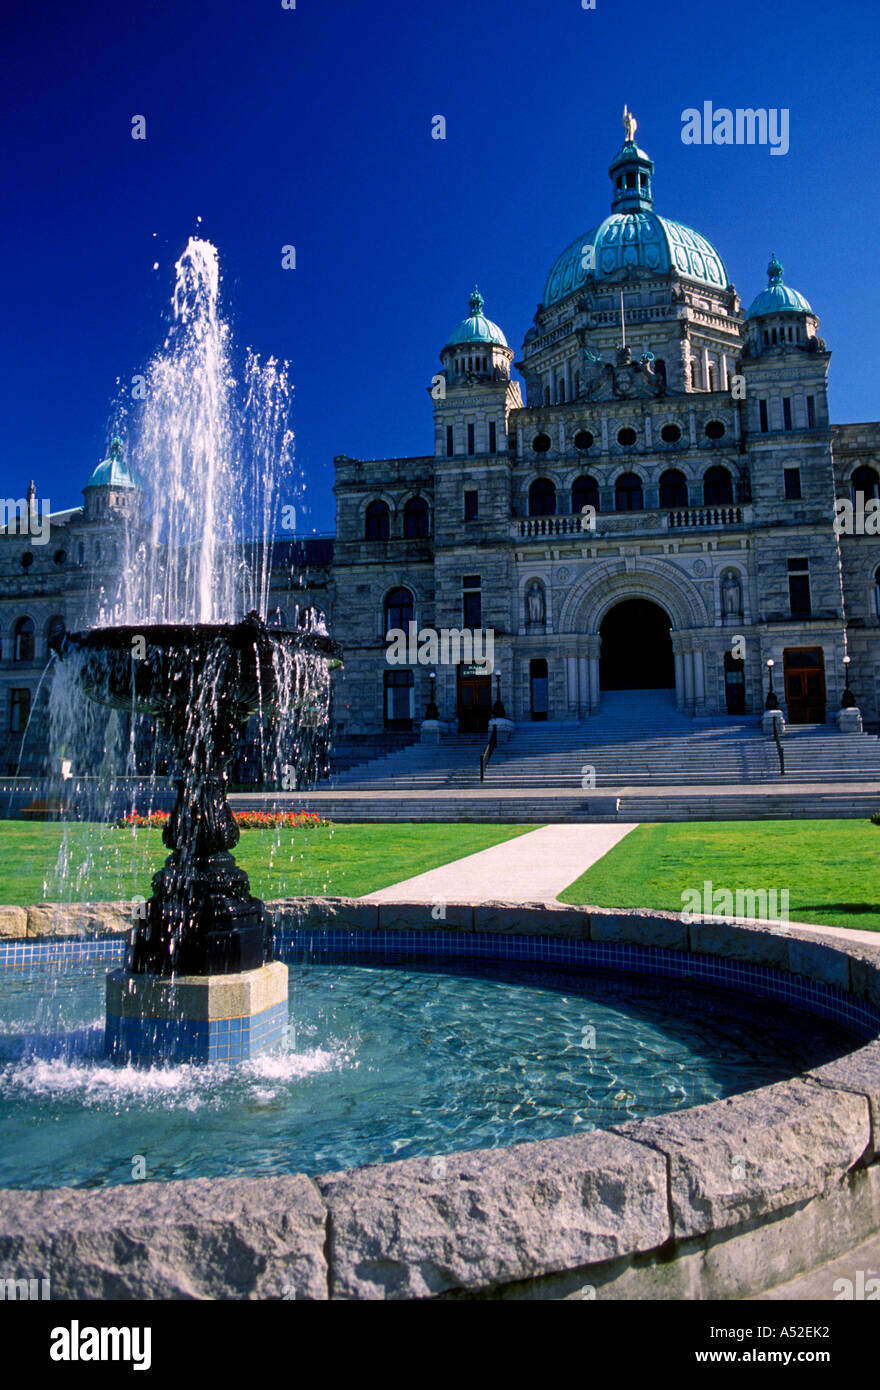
[467,423,475,456]
[9,688,30,733]
[446,425,454,457]
[806,396,816,428]
[783,397,792,431]
[784,467,802,500]
[759,400,769,433]
[788,558,811,617]
[489,421,496,453]
[462,575,481,628]
[464,489,478,521]
[384,670,414,728]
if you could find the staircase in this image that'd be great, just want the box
[326,690,880,792]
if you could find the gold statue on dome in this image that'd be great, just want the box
[622,105,637,143]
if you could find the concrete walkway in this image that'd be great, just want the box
[361,823,638,904]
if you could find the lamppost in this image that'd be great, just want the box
[841,654,856,708]
[425,670,439,720]
[492,672,507,719]
[765,658,779,711]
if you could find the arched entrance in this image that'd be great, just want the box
[599,599,674,691]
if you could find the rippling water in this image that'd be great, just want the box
[0,959,854,1189]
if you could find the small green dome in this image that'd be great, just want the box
[445,286,508,348]
[745,254,812,320]
[84,437,141,490]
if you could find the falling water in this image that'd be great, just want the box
[106,237,297,628]
[40,235,333,908]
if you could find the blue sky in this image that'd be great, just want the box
[3,0,879,534]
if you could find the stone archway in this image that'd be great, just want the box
[599,598,674,690]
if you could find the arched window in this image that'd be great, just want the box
[13,617,35,663]
[615,472,643,512]
[403,496,430,539]
[385,587,414,634]
[704,465,733,505]
[659,469,688,508]
[571,475,600,514]
[874,567,880,620]
[46,616,66,652]
[852,465,880,504]
[266,608,288,628]
[365,499,390,541]
[528,478,556,516]
[654,358,667,387]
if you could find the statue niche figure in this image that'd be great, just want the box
[721,570,742,619]
[526,582,545,626]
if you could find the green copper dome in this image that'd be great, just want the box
[445,286,508,348]
[84,437,141,490]
[745,254,812,320]
[543,124,730,307]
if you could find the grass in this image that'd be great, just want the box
[558,820,880,933]
[0,820,534,907]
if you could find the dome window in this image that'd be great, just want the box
[660,423,681,444]
[573,429,594,451]
[617,426,637,447]
[532,433,552,454]
[705,420,726,441]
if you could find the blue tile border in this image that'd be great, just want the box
[273,927,880,1041]
[3,926,879,1042]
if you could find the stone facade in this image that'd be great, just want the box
[326,130,880,738]
[5,124,880,767]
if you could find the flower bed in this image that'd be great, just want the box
[116,810,332,830]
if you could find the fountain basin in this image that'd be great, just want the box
[1,901,880,1298]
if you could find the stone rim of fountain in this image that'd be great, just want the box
[2,900,880,1299]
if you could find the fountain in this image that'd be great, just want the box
[49,237,341,1063]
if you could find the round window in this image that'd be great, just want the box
[705,420,725,440]
[532,433,552,453]
[617,427,636,447]
[21,552,34,569]
[573,430,594,451]
[660,423,681,444]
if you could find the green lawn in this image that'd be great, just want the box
[0,821,534,906]
[559,820,880,933]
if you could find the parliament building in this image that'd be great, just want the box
[4,114,880,772]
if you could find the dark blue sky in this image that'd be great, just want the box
[3,0,879,534]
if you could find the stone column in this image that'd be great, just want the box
[693,647,705,709]
[588,656,600,714]
[566,655,578,709]
[683,649,694,710]
[674,649,685,711]
[578,655,589,711]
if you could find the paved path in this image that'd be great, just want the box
[360,823,638,904]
